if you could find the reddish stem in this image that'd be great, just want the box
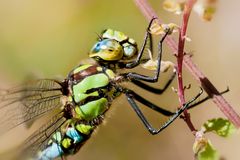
[134,0,240,128]
[176,0,197,133]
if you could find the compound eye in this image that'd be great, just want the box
[123,43,137,59]
[91,42,102,53]
[89,39,123,61]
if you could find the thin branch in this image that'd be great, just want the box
[176,0,197,133]
[134,0,240,128]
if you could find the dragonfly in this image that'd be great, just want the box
[0,18,226,160]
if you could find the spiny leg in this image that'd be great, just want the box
[123,86,229,116]
[123,89,175,116]
[123,17,156,69]
[124,18,175,93]
[131,71,176,94]
[187,87,229,110]
[121,28,170,82]
[124,88,203,135]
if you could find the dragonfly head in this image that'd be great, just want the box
[89,39,123,61]
[89,29,138,62]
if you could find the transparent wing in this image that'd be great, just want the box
[0,79,64,135]
[21,112,66,159]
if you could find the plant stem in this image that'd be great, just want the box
[176,0,197,133]
[134,0,240,128]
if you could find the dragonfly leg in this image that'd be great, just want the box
[123,17,155,69]
[187,87,229,110]
[123,89,175,116]
[131,71,176,94]
[124,88,203,135]
[121,28,169,82]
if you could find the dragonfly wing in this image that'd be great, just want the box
[0,79,64,135]
[21,112,67,159]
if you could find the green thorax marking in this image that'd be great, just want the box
[73,64,92,74]
[72,73,109,103]
[68,64,117,121]
[75,98,108,120]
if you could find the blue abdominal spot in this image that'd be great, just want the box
[38,142,63,160]
[66,127,84,143]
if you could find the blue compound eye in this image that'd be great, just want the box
[89,39,124,61]
[124,45,136,57]
[123,43,137,59]
[91,42,102,53]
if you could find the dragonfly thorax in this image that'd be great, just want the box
[66,64,119,121]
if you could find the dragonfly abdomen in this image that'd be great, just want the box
[37,120,95,160]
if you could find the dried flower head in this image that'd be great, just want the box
[193,0,217,21]
[163,0,186,15]
[150,20,179,35]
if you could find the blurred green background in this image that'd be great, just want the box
[0,0,240,160]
